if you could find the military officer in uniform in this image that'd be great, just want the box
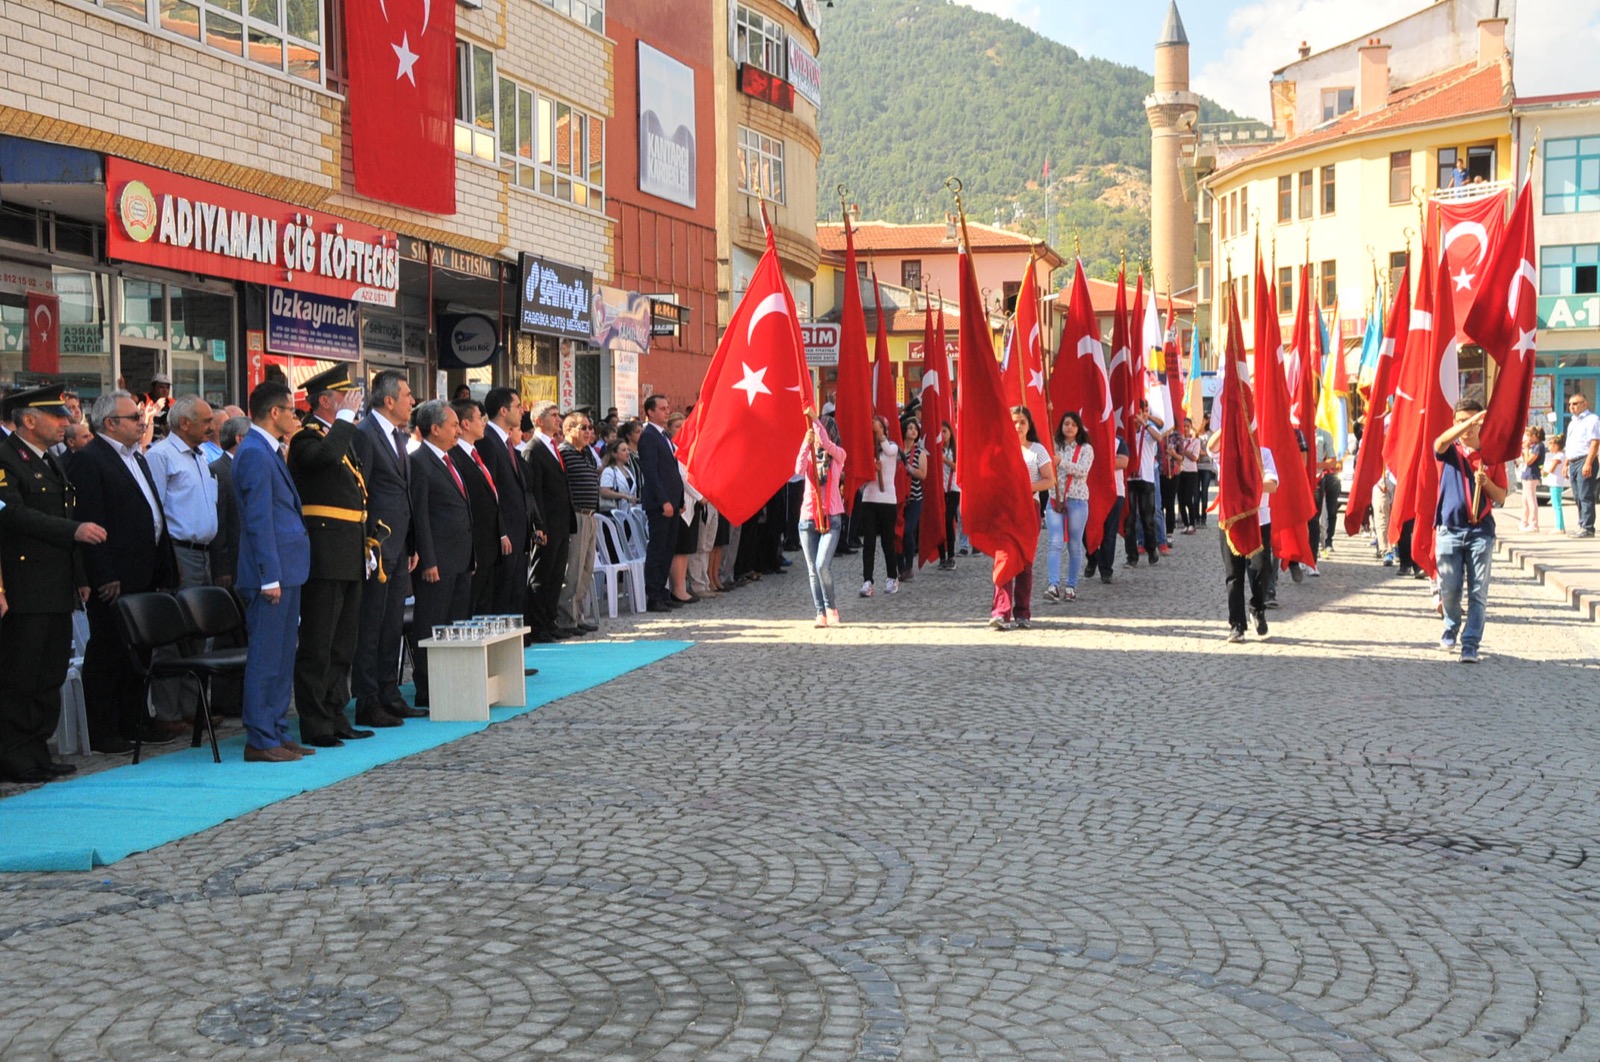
[0,386,107,783]
[287,365,376,748]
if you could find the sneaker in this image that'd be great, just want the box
[988,616,1013,631]
[1324,541,1335,553]
[859,581,875,598]
[901,567,915,582]
[815,612,828,628]
[1226,627,1246,643]
[1439,637,1457,652]
[1125,558,1139,569]
[1306,564,1320,578]
[958,547,972,556]
[1044,584,1061,603]
[1382,550,1396,567]
[1158,544,1172,555]
[1264,598,1280,610]
[1252,608,1269,637]
[1459,647,1481,663]
[1063,586,1076,601]
[826,608,842,626]
[1290,563,1305,584]
[885,578,900,595]
[1100,572,1114,584]
[1014,617,1032,629]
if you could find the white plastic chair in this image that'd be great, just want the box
[592,512,646,618]
[621,507,649,560]
[53,610,93,756]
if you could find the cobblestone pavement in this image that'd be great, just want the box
[4,528,1600,1061]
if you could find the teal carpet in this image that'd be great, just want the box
[0,640,690,873]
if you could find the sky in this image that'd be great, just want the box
[948,0,1597,121]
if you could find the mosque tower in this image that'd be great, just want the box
[1145,1,1200,296]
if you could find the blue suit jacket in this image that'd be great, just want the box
[638,422,684,513]
[233,428,311,590]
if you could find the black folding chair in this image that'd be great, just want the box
[114,592,247,764]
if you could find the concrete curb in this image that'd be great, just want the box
[1495,533,1600,623]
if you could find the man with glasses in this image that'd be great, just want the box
[1564,393,1600,537]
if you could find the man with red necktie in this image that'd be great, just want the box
[449,397,507,617]
[406,400,475,710]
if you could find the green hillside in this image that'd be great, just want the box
[816,0,1259,281]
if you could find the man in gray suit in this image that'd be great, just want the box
[406,400,475,709]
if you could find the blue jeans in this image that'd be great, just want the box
[799,519,839,612]
[1045,500,1088,587]
[1435,524,1494,651]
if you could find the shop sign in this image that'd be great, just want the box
[802,322,839,367]
[787,38,821,108]
[649,296,687,337]
[398,238,501,282]
[61,324,104,355]
[0,261,54,297]
[613,350,640,418]
[592,286,652,354]
[519,253,593,340]
[106,158,399,307]
[1539,294,1599,330]
[738,65,794,112]
[907,339,959,363]
[558,343,577,410]
[361,310,404,356]
[267,287,361,361]
[438,313,499,369]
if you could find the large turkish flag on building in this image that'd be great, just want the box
[1436,191,1507,345]
[347,0,456,214]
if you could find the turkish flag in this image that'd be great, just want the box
[1252,255,1316,566]
[1438,191,1508,344]
[679,225,810,526]
[1465,179,1537,465]
[835,217,876,512]
[956,241,1037,586]
[1385,235,1439,534]
[1106,264,1132,440]
[1344,266,1410,538]
[1407,250,1461,579]
[1014,258,1049,436]
[1288,265,1319,492]
[347,0,456,214]
[26,293,59,375]
[1217,285,1263,559]
[1046,261,1116,554]
[1163,295,1184,441]
[870,271,911,545]
[917,295,948,568]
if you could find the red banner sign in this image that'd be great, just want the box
[106,159,400,307]
[26,293,59,374]
[738,65,795,112]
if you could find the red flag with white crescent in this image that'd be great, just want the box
[1465,178,1537,465]
[917,293,949,568]
[1438,191,1508,344]
[26,293,59,375]
[1344,266,1410,538]
[348,0,457,213]
[1046,261,1115,553]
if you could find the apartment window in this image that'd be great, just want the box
[537,0,604,33]
[1389,151,1412,204]
[902,260,923,289]
[91,0,324,83]
[1319,165,1336,214]
[1438,147,1460,188]
[491,74,606,210]
[1298,170,1313,219]
[456,42,497,162]
[1545,139,1600,214]
[1319,260,1337,308]
[1277,175,1292,223]
[1277,266,1294,313]
[1321,87,1354,122]
[737,126,786,204]
[735,6,787,78]
[1239,186,1248,229]
[1389,250,1409,294]
[1542,245,1600,295]
[1466,144,1496,182]
[1219,194,1229,240]
[1002,281,1021,315]
[1240,274,1251,319]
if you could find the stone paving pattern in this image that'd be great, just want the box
[2,528,1599,1060]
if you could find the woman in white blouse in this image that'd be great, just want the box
[1044,411,1094,603]
[599,442,638,513]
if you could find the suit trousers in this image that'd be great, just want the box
[0,611,71,773]
[470,546,496,617]
[1092,497,1126,577]
[494,549,530,616]
[1221,528,1269,631]
[1123,481,1160,562]
[294,577,362,739]
[529,531,570,635]
[411,567,473,702]
[645,510,675,602]
[242,585,300,750]
[83,595,151,743]
[352,561,410,709]
[150,543,209,721]
[558,513,598,630]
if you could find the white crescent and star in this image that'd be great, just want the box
[1443,222,1490,268]
[746,292,789,344]
[31,302,52,338]
[378,0,433,85]
[1507,258,1537,319]
[731,362,771,406]
[1028,368,1045,394]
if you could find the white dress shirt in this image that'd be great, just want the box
[145,432,218,544]
[115,440,166,541]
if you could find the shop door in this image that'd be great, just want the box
[170,348,228,407]
[118,343,166,402]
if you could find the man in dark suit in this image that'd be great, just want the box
[234,381,315,762]
[478,387,542,616]
[0,387,106,783]
[638,394,685,612]
[72,389,181,753]
[408,400,475,707]
[288,366,376,749]
[450,398,505,616]
[523,400,574,641]
[349,369,422,728]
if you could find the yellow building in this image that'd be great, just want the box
[1200,11,1513,380]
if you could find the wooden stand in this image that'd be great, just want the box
[415,627,530,722]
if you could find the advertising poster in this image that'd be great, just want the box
[638,43,697,208]
[267,287,361,361]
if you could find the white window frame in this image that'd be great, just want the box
[737,126,785,205]
[456,41,497,162]
[498,75,606,213]
[80,0,325,84]
[735,5,787,79]
[1320,87,1354,122]
[537,0,604,34]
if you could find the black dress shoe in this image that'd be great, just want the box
[302,734,345,748]
[646,601,672,613]
[354,706,403,728]
[1,767,52,784]
[41,761,77,776]
[385,703,428,719]
[578,623,599,633]
[335,728,376,740]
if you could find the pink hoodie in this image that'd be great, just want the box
[796,419,847,523]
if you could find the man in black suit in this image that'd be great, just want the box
[523,400,574,641]
[0,387,106,783]
[449,398,506,616]
[349,370,422,728]
[478,387,542,616]
[288,365,376,748]
[408,400,475,707]
[73,389,180,753]
[638,394,685,612]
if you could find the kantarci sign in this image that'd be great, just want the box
[518,253,594,340]
[106,159,399,307]
[637,42,697,208]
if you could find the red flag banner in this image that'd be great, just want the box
[1047,262,1116,554]
[347,0,457,213]
[871,271,911,547]
[956,240,1036,586]
[1386,235,1439,536]
[1344,268,1410,538]
[680,226,811,526]
[1438,191,1508,344]
[1217,285,1263,559]
[1252,256,1316,565]
[1163,295,1184,439]
[1107,264,1132,440]
[835,218,876,512]
[1014,258,1050,435]
[1408,250,1462,578]
[1465,179,1537,464]
[26,293,59,375]
[1289,265,1319,492]
[918,294,949,568]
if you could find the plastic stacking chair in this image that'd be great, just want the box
[53,610,93,757]
[593,512,646,618]
[116,592,247,764]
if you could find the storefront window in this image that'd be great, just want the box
[170,286,234,406]
[119,278,167,341]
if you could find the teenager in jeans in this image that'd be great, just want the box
[797,416,846,627]
[1044,411,1093,603]
[1434,400,1508,663]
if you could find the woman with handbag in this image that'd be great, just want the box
[1044,411,1094,604]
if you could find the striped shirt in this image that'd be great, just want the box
[558,441,601,513]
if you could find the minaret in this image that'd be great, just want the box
[1145,1,1200,297]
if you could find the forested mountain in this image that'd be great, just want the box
[816,0,1262,281]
